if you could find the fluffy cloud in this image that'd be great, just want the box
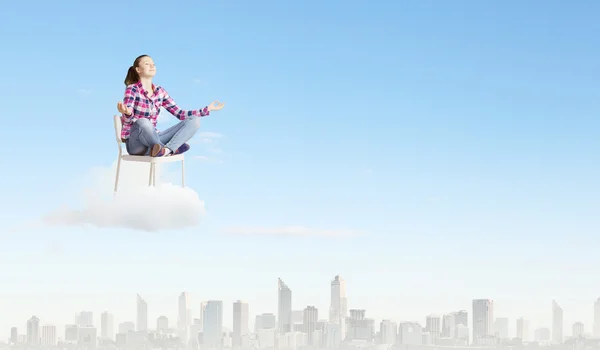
[41,160,206,232]
[221,226,358,237]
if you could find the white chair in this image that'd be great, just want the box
[113,115,185,193]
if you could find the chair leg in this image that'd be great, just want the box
[153,165,157,186]
[148,163,154,187]
[181,159,185,187]
[114,157,122,194]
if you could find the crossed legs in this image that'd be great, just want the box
[126,117,201,156]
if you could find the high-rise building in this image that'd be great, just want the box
[379,320,397,345]
[278,278,292,334]
[101,312,114,340]
[442,313,455,338]
[398,322,422,345]
[10,327,17,345]
[534,327,550,341]
[178,292,191,341]
[552,300,563,344]
[203,300,224,348]
[573,322,584,339]
[329,275,347,323]
[233,300,249,348]
[76,311,93,327]
[27,316,40,345]
[517,317,529,341]
[255,313,276,333]
[137,294,148,332]
[100,311,115,340]
[304,306,319,344]
[594,298,600,337]
[41,325,56,346]
[157,316,169,333]
[426,314,441,341]
[472,299,493,343]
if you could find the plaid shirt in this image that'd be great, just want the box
[120,80,210,139]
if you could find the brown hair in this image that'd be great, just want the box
[124,54,150,86]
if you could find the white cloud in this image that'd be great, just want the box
[78,88,92,96]
[221,226,358,238]
[40,160,206,232]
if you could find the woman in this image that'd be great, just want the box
[117,54,224,157]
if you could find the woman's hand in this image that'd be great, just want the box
[207,100,225,111]
[117,101,132,115]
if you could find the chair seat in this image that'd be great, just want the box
[121,153,185,163]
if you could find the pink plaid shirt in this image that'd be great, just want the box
[120,81,210,139]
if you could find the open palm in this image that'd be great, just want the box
[208,100,225,111]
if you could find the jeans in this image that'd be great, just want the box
[126,117,201,155]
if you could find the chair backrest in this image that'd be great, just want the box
[113,115,123,144]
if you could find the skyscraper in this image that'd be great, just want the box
[552,300,563,344]
[203,300,223,348]
[304,306,319,344]
[594,298,600,337]
[101,312,114,340]
[517,317,529,341]
[329,275,347,323]
[278,278,292,334]
[233,300,249,348]
[41,325,56,346]
[137,294,148,332]
[472,299,493,343]
[27,316,40,345]
[178,292,190,341]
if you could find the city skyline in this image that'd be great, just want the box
[3,276,600,344]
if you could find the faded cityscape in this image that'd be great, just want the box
[3,276,600,350]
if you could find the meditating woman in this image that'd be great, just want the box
[117,54,224,157]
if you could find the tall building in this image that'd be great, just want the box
[594,298,600,337]
[552,300,563,344]
[442,313,455,338]
[157,316,169,333]
[517,317,529,341]
[330,275,348,323]
[426,314,441,341]
[535,327,550,341]
[278,278,292,334]
[398,322,422,345]
[379,320,397,345]
[10,327,17,345]
[255,313,276,333]
[472,299,493,343]
[203,300,224,348]
[101,312,114,340]
[572,322,584,339]
[27,316,40,345]
[304,306,319,344]
[137,294,148,332]
[41,325,56,346]
[178,292,191,341]
[76,311,93,327]
[233,300,249,348]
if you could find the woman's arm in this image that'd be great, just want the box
[161,87,210,120]
[121,85,138,123]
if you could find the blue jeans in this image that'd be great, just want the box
[126,117,201,155]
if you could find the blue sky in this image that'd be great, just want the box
[1,0,599,341]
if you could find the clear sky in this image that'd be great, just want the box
[1,0,599,342]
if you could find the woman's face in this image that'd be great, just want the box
[136,56,156,78]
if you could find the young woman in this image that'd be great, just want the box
[117,54,224,157]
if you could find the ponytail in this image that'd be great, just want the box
[124,66,140,86]
[124,54,149,86]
